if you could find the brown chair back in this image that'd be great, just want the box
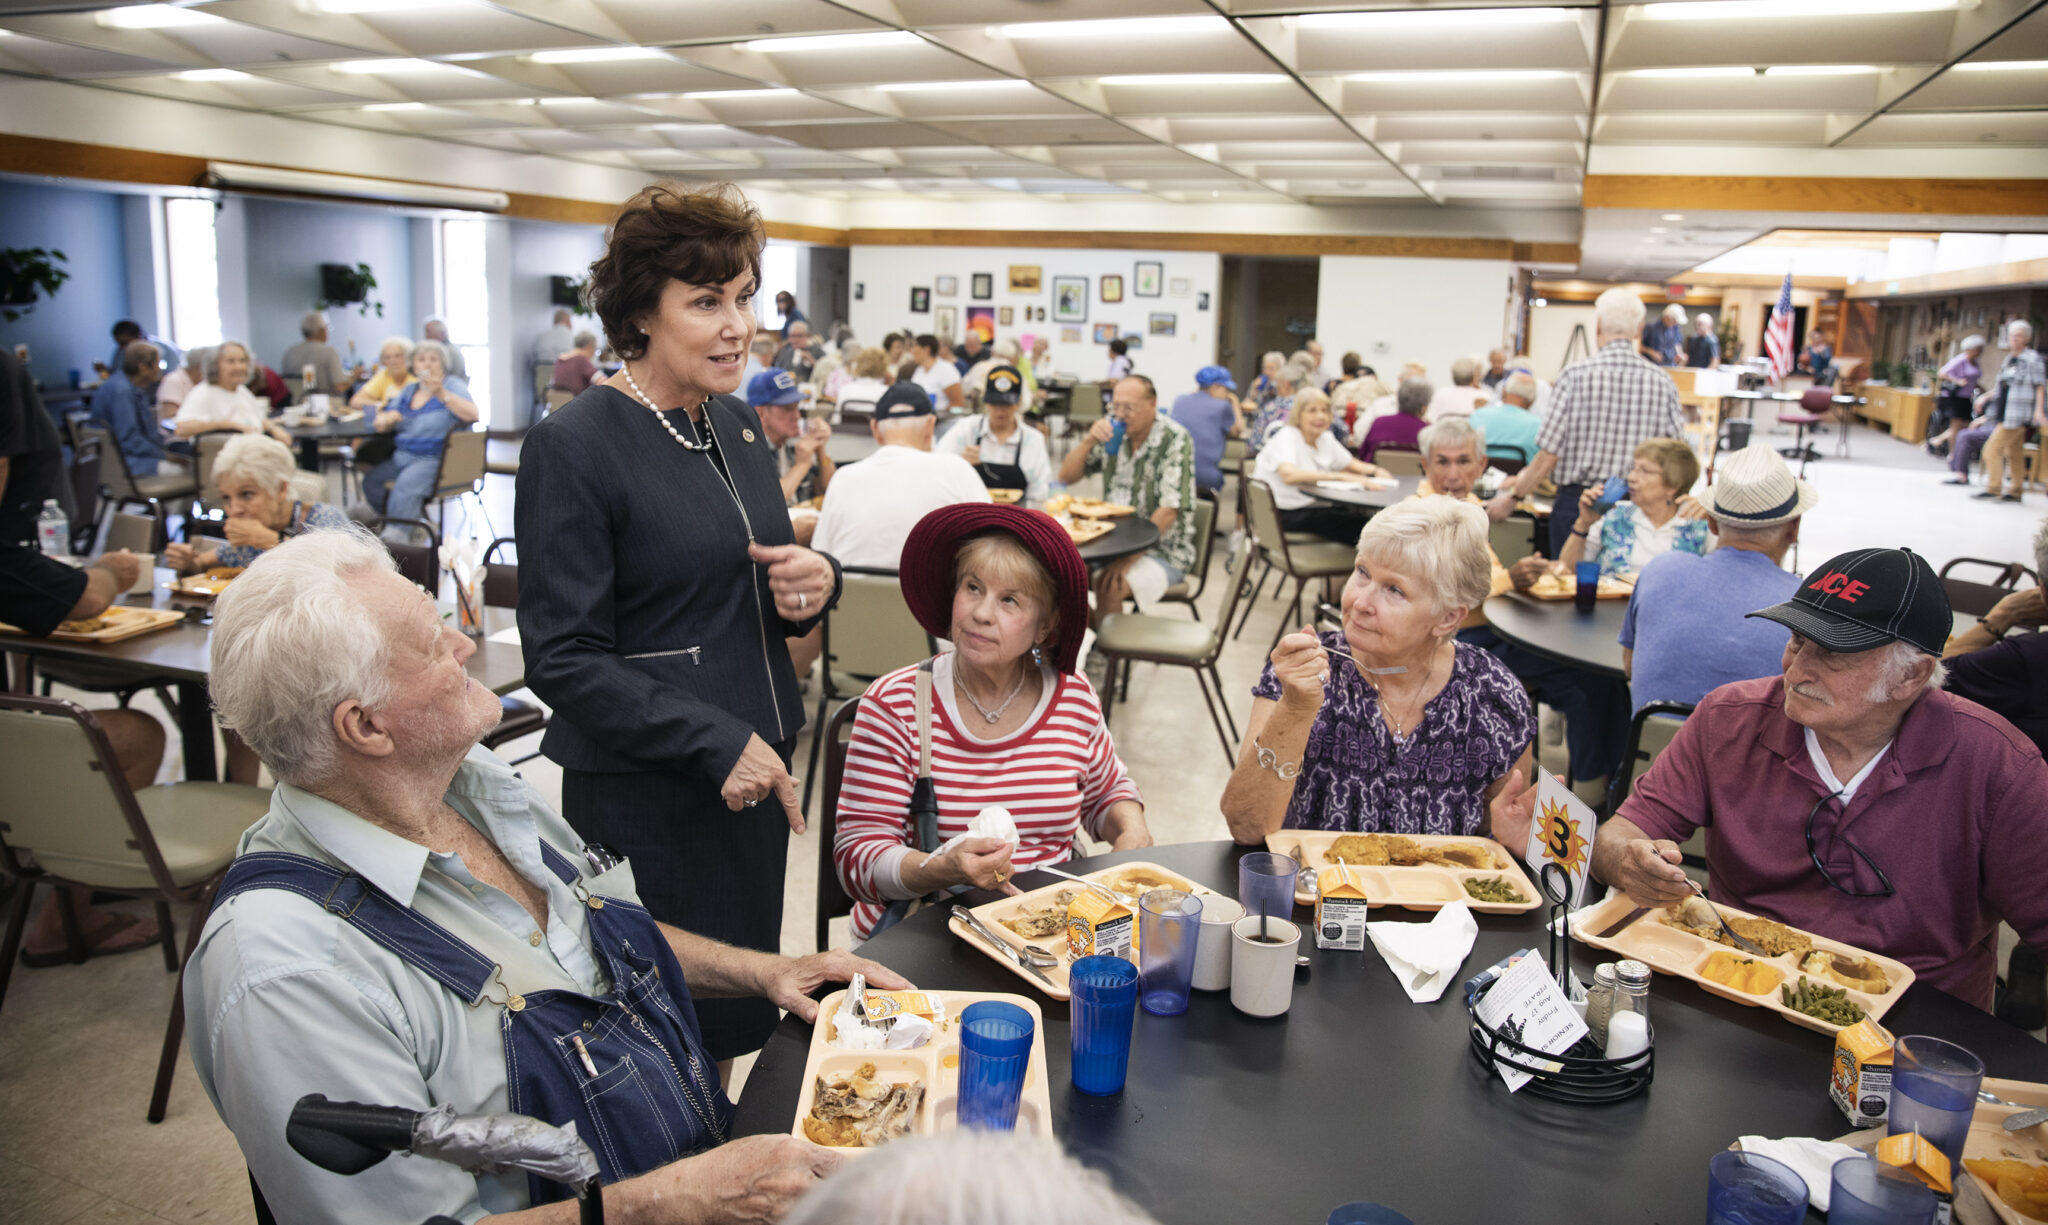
[481,536,518,608]
[814,696,863,951]
[370,516,440,590]
[1376,448,1425,477]
[1938,557,2037,619]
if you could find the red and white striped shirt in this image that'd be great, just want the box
[834,654,1143,942]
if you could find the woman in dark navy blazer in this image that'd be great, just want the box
[515,183,841,1063]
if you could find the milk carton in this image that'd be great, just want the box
[1066,890,1135,961]
[1314,867,1370,951]
[1831,1017,1895,1128]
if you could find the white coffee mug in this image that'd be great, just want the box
[308,393,331,417]
[1190,895,1243,992]
[282,407,305,427]
[1229,914,1301,1018]
[128,554,156,594]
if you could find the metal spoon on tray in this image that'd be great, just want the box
[1977,1091,2048,1131]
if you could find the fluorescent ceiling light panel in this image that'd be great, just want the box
[1098,73,1287,86]
[1663,214,1685,220]
[740,32,919,53]
[999,16,1227,39]
[1348,69,1571,81]
[1763,64,1878,75]
[1643,0,1955,18]
[529,46,667,63]
[331,57,445,73]
[536,95,598,104]
[1953,59,2048,72]
[1295,7,1572,28]
[875,79,1029,92]
[308,0,472,11]
[174,67,252,80]
[363,101,426,110]
[1624,66,1755,78]
[682,88,799,99]
[96,5,225,28]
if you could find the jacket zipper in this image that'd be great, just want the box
[701,407,786,742]
[629,1009,727,1144]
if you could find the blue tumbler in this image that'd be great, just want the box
[1069,956,1139,1096]
[956,1000,1034,1131]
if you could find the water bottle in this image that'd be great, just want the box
[37,499,68,558]
[1105,417,1127,457]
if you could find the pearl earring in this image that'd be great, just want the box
[1031,644,1044,666]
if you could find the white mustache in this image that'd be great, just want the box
[1789,682,1833,706]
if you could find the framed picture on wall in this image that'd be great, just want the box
[1009,265,1042,293]
[910,286,930,313]
[998,306,1014,326]
[1092,322,1119,345]
[966,306,995,343]
[1052,276,1088,323]
[1100,274,1124,304]
[1134,261,1162,298]
[1169,277,1191,297]
[1197,292,1210,311]
[934,305,957,338]
[1149,312,1176,337]
[1060,326,1082,343]
[1122,332,1143,350]
[971,272,993,300]
[935,275,958,297]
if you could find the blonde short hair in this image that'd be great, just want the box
[1635,437,1700,496]
[1355,497,1493,616]
[1286,388,1332,428]
[212,433,323,504]
[852,347,890,379]
[955,532,1058,643]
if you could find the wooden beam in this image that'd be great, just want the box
[840,227,1577,261]
[1583,174,2048,216]
[1844,256,2048,299]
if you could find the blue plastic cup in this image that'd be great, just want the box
[1069,956,1139,1096]
[1829,1156,1936,1225]
[1574,560,1602,612]
[1138,889,1202,1017]
[1888,1034,1985,1174]
[956,1001,1034,1131]
[1238,852,1299,926]
[1706,1150,1807,1225]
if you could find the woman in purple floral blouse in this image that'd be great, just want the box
[1221,498,1539,844]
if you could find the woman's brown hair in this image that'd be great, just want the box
[587,182,765,362]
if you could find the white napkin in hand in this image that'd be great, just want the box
[931,806,1021,859]
[1368,901,1479,1002]
[1734,1136,1863,1212]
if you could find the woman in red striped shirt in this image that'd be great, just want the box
[834,504,1153,942]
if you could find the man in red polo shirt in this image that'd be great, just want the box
[1591,547,2048,1012]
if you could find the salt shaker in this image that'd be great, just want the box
[1613,959,1652,1024]
[1583,963,1619,1048]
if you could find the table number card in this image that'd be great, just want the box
[1473,953,1589,1092]
[1524,772,1595,909]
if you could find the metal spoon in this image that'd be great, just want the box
[1977,1091,2048,1131]
[1686,880,1771,958]
[1024,943,1064,966]
[1291,844,1319,900]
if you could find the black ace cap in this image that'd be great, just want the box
[1746,547,1951,656]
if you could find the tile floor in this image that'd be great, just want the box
[2,417,2039,1223]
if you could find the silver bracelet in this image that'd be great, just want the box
[1254,736,1300,781]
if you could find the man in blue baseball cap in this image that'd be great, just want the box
[746,368,834,512]
[1166,365,1245,499]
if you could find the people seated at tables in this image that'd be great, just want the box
[1246,350,1285,410]
[280,310,348,395]
[883,331,909,370]
[173,340,292,445]
[1487,288,1687,555]
[0,536,169,966]
[362,339,478,539]
[90,341,179,478]
[1620,443,1813,711]
[1246,361,1319,453]
[1498,355,1552,418]
[1525,437,1706,585]
[1362,361,1427,426]
[1222,498,1536,842]
[1482,348,1509,389]
[348,336,415,412]
[1409,418,1512,632]
[739,331,776,386]
[186,528,891,1223]
[1590,546,2048,1013]
[1685,312,1720,368]
[1058,375,1200,614]
[154,346,204,420]
[532,306,574,368]
[1941,516,2048,759]
[775,319,825,382]
[420,316,467,379]
[910,333,965,411]
[817,337,861,401]
[1166,364,1244,499]
[1251,389,1391,546]
[101,319,179,381]
[166,434,347,576]
[954,331,986,377]
[775,289,807,335]
[1357,377,1430,463]
[1801,335,1835,385]
[1428,355,1489,420]
[782,1130,1164,1225]
[813,383,989,570]
[550,330,602,395]
[938,365,1051,506]
[832,347,891,414]
[1639,303,1686,366]
[1469,372,1541,465]
[1104,338,1133,383]
[748,368,834,509]
[1330,355,1388,436]
[835,504,1151,942]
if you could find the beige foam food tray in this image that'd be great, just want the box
[1569,892,1914,1036]
[1963,1077,2048,1225]
[0,605,184,643]
[792,989,1052,1151]
[1525,574,1635,601]
[949,860,1223,1000]
[1266,831,1542,914]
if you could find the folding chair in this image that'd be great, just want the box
[476,537,545,765]
[367,516,441,591]
[1155,499,1218,619]
[1375,449,1425,477]
[427,428,489,542]
[1937,556,2038,619]
[1238,479,1357,653]
[813,696,863,951]
[1093,545,1256,763]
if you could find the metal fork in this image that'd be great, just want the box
[1034,865,1137,906]
[1689,880,1770,958]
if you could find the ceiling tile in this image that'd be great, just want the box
[1843,109,2048,145]
[1337,74,1589,114]
[586,0,886,44]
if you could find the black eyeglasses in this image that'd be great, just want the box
[1803,788,1895,898]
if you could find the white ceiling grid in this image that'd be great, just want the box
[0,0,2043,263]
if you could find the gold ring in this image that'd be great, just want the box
[994,871,1007,883]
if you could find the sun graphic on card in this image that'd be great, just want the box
[1537,798,1591,875]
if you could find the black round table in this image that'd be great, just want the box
[1076,517,1160,566]
[1483,590,1630,679]
[1300,473,1420,511]
[734,843,2048,1224]
[280,415,380,471]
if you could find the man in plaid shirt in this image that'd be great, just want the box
[1486,288,1688,554]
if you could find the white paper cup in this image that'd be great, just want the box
[1230,914,1301,1018]
[128,555,156,594]
[282,407,306,426]
[307,393,331,418]
[1191,895,1243,992]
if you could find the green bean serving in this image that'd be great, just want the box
[1780,977,1866,1026]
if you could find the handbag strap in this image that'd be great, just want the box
[910,657,940,854]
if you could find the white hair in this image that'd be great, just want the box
[377,336,414,362]
[1663,303,1687,322]
[876,415,934,445]
[1502,372,1539,403]
[2034,515,2048,580]
[1695,313,1715,328]
[1595,288,1647,341]
[1959,334,1986,353]
[1261,350,1285,368]
[1450,354,1480,387]
[210,526,398,788]
[993,337,1021,361]
[2011,319,2034,341]
[411,339,452,372]
[1356,497,1493,615]
[202,340,250,385]
[213,433,323,504]
[1418,415,1486,461]
[780,1132,1159,1225]
[1868,639,1945,701]
[300,311,328,338]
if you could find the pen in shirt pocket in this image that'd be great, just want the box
[569,1034,599,1079]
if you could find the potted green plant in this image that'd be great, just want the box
[318,262,383,317]
[1,247,71,323]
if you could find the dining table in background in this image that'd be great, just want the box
[280,414,381,471]
[732,842,2048,1225]
[1482,589,1630,679]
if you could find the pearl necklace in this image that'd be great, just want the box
[620,363,713,451]
[954,664,1030,725]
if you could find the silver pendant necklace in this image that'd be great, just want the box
[620,363,713,451]
[1365,651,1438,746]
[954,664,1030,724]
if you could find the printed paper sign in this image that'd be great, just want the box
[1524,772,1595,909]
[1472,952,1589,1092]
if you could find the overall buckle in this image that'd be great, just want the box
[321,873,370,919]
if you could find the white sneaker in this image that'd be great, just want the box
[1539,705,1565,749]
[1226,528,1247,562]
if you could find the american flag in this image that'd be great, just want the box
[1763,272,1795,383]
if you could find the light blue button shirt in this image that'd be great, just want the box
[185,747,640,1224]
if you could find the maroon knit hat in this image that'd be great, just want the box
[898,504,1090,674]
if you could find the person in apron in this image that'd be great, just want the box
[935,365,1051,505]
